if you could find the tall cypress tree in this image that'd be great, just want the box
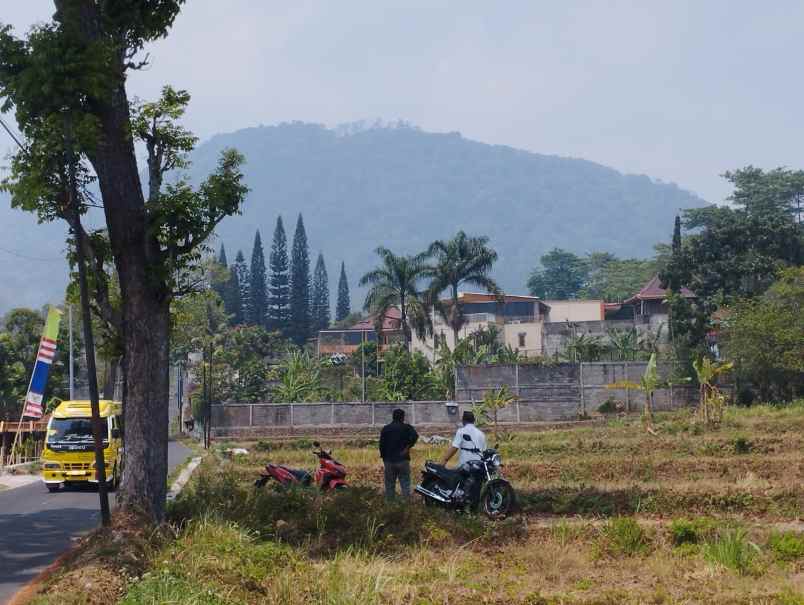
[268,216,290,333]
[248,230,268,327]
[233,250,250,322]
[224,263,243,325]
[336,261,351,322]
[212,243,229,302]
[311,252,330,332]
[289,214,311,344]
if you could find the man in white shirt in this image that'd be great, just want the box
[440,410,487,468]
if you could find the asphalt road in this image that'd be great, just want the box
[0,440,192,604]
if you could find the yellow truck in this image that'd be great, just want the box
[41,400,123,492]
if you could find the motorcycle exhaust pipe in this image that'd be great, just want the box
[415,484,450,503]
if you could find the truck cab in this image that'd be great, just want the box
[41,400,123,493]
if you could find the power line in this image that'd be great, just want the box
[0,244,63,263]
[0,115,25,151]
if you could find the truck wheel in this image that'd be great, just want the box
[46,484,60,493]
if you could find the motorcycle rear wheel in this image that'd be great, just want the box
[480,479,515,518]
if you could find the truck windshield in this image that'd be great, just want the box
[48,418,101,443]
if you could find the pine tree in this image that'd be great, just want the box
[211,243,229,302]
[268,216,290,333]
[224,263,243,325]
[336,261,351,321]
[233,250,250,322]
[248,230,268,327]
[311,253,330,332]
[289,214,311,344]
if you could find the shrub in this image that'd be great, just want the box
[702,529,760,575]
[599,517,649,556]
[597,398,622,415]
[668,518,719,546]
[768,531,804,561]
[733,436,753,454]
[168,463,489,555]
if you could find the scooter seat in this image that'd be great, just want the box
[282,466,312,484]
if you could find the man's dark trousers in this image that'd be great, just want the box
[384,460,411,500]
[379,418,418,500]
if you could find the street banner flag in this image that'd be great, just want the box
[23,307,62,419]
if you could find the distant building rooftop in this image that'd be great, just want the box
[624,275,695,304]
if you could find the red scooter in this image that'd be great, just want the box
[254,441,348,491]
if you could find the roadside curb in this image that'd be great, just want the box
[6,452,202,605]
[167,456,202,501]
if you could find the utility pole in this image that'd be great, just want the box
[65,116,110,526]
[361,330,366,403]
[68,305,74,400]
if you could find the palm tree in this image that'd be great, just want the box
[359,247,431,348]
[427,231,502,347]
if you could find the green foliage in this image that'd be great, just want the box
[289,214,311,345]
[767,531,804,561]
[693,357,733,426]
[668,518,718,546]
[349,341,379,378]
[561,333,608,362]
[674,167,803,309]
[336,261,351,322]
[723,267,804,401]
[380,346,437,401]
[213,325,286,403]
[529,248,660,303]
[272,349,322,403]
[476,385,517,440]
[598,517,649,556]
[268,216,290,333]
[527,248,587,299]
[248,230,268,327]
[311,253,330,332]
[702,529,760,575]
[360,247,431,346]
[232,250,249,324]
[606,328,639,361]
[426,230,500,341]
[169,463,486,556]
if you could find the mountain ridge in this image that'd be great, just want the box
[0,121,706,313]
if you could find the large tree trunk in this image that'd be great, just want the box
[55,0,171,521]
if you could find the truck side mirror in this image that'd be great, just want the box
[111,428,121,439]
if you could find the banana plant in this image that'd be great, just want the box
[474,384,518,442]
[692,357,733,425]
[605,353,660,431]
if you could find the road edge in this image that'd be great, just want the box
[6,452,204,605]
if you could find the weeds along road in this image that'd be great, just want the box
[0,440,192,605]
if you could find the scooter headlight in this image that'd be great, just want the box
[491,453,502,468]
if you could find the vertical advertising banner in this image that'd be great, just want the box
[23,307,62,419]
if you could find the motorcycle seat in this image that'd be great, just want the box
[282,466,312,484]
[424,461,464,483]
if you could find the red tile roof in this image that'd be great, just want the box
[624,275,695,304]
[350,307,402,331]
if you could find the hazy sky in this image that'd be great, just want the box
[3,1,803,203]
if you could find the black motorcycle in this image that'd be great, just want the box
[415,434,516,518]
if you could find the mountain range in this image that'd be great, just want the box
[0,121,706,313]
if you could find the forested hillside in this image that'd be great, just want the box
[0,122,705,311]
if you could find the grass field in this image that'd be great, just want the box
[32,403,804,604]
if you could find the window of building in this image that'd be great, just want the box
[518,332,526,348]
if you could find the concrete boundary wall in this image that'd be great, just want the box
[456,361,697,417]
[211,361,699,436]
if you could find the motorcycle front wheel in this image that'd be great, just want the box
[480,479,515,518]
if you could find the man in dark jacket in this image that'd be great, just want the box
[379,408,419,500]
